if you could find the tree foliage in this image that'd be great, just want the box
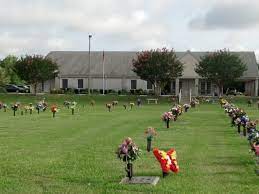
[132,48,183,95]
[15,55,58,94]
[0,55,21,84]
[0,67,10,86]
[195,50,247,95]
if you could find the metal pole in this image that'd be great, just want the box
[88,34,92,95]
[102,50,105,95]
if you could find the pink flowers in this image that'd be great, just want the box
[162,112,174,122]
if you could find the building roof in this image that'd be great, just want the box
[46,51,259,79]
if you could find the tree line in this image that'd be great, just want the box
[0,55,58,94]
[0,49,248,96]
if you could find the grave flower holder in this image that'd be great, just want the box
[29,103,34,114]
[130,103,135,110]
[162,112,173,128]
[145,127,157,152]
[116,137,141,180]
[51,105,58,118]
[123,104,127,110]
[70,102,77,115]
[11,104,18,116]
[106,104,112,112]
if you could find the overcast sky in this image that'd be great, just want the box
[1,0,259,60]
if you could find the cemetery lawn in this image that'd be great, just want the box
[0,94,258,193]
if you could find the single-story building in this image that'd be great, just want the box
[39,50,259,96]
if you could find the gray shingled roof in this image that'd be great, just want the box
[46,51,259,79]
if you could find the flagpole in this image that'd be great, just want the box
[102,50,105,95]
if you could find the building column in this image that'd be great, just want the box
[54,76,60,89]
[175,78,179,96]
[255,78,259,97]
[195,78,199,96]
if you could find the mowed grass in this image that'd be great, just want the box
[0,94,258,193]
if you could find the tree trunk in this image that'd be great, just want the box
[34,83,37,95]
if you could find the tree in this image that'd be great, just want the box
[195,50,247,96]
[15,55,58,94]
[0,67,10,86]
[0,55,21,84]
[132,48,184,96]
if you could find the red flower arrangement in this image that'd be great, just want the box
[153,148,179,177]
[51,105,58,117]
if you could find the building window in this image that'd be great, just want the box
[131,80,137,90]
[78,79,84,89]
[62,79,68,89]
[200,80,206,95]
[147,81,152,90]
[207,81,211,94]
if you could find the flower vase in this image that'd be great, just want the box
[166,119,170,128]
[37,109,40,114]
[53,112,56,118]
[72,108,74,115]
[184,107,188,112]
[4,108,6,112]
[30,109,32,115]
[126,162,133,180]
[147,139,152,152]
[13,110,16,116]
[21,111,23,116]
[174,116,177,121]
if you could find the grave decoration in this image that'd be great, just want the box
[112,101,118,107]
[116,137,141,180]
[11,103,19,116]
[106,103,112,112]
[70,101,77,115]
[123,104,127,110]
[130,102,135,110]
[137,98,142,107]
[171,105,182,121]
[153,148,179,177]
[183,104,191,112]
[162,112,174,128]
[36,101,47,114]
[3,104,7,112]
[221,99,259,175]
[145,127,157,152]
[28,103,34,114]
[90,100,95,107]
[64,101,71,109]
[51,105,58,118]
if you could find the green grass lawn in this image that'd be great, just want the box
[0,94,258,193]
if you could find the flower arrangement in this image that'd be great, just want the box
[112,101,118,107]
[162,112,174,128]
[116,137,141,179]
[129,102,135,110]
[70,101,77,115]
[153,148,179,177]
[51,105,58,117]
[11,103,19,116]
[3,103,7,112]
[145,127,157,152]
[183,104,191,112]
[90,100,95,106]
[106,103,112,112]
[64,101,71,109]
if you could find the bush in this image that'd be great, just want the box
[50,89,64,94]
[130,90,135,95]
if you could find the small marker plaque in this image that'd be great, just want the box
[120,176,160,186]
